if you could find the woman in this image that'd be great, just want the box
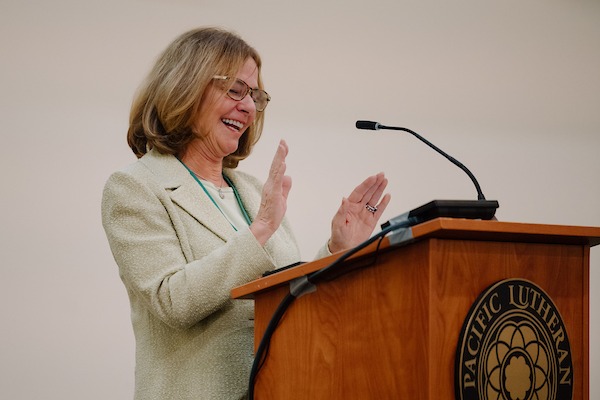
[102,27,390,400]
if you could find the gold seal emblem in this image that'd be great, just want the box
[455,279,573,400]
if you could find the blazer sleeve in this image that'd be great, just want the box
[101,170,282,330]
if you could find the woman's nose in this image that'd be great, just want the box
[237,92,256,114]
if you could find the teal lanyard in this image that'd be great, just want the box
[222,174,253,225]
[177,159,252,231]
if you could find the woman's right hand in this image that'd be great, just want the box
[250,140,292,246]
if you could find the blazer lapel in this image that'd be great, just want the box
[140,149,234,242]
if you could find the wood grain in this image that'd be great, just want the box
[234,220,600,399]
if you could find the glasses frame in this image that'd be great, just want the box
[213,75,271,112]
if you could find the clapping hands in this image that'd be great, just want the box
[252,141,391,253]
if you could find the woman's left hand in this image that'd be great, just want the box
[328,173,391,253]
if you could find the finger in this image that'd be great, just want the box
[350,172,386,205]
[268,140,288,183]
[281,175,292,200]
[346,174,378,203]
[373,193,391,218]
[365,176,388,206]
[271,140,288,168]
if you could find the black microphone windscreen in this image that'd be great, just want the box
[356,120,380,130]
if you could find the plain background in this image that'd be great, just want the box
[1,0,598,398]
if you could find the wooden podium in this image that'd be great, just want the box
[232,219,600,399]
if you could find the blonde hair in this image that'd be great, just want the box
[127,27,265,168]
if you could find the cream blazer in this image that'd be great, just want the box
[102,148,317,400]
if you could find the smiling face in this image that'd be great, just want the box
[191,58,260,162]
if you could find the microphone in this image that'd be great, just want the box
[356,120,382,130]
[356,120,499,228]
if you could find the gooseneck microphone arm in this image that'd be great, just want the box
[355,120,487,201]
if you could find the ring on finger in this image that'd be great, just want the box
[365,203,377,213]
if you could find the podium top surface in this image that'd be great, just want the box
[231,218,600,299]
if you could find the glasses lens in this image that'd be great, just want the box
[227,79,248,101]
[251,90,270,112]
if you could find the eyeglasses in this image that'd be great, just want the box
[213,75,271,112]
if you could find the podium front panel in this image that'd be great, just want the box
[250,234,590,399]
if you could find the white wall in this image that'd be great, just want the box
[1,0,598,398]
